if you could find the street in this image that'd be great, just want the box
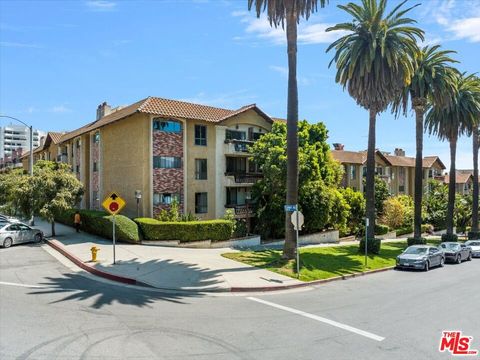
[1,243,479,360]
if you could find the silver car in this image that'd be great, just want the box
[439,242,472,263]
[396,245,445,271]
[465,240,480,258]
[0,222,43,248]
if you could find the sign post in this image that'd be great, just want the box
[290,209,304,278]
[102,192,126,265]
[365,217,369,268]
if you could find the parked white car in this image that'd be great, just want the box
[465,240,480,258]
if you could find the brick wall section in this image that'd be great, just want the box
[91,139,100,210]
[152,126,184,217]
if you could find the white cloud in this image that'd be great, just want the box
[86,1,117,12]
[447,17,480,42]
[0,42,42,48]
[233,12,348,45]
[50,105,72,113]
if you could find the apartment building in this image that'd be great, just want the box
[443,171,475,195]
[23,97,274,219]
[331,145,446,196]
[0,124,45,159]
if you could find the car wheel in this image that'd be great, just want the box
[34,233,42,243]
[467,252,472,261]
[456,255,462,264]
[424,261,430,272]
[3,238,13,248]
[440,257,445,267]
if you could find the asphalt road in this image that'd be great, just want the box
[1,243,479,360]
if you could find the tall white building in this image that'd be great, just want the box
[0,124,46,158]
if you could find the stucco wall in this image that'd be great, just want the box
[101,113,151,218]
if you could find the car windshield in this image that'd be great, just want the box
[466,241,480,246]
[404,247,428,255]
[441,243,459,250]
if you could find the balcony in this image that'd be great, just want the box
[224,139,254,155]
[225,204,254,218]
[224,172,263,187]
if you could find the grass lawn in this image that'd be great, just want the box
[222,240,439,282]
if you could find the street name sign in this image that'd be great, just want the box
[284,204,297,212]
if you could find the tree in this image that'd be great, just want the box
[340,187,365,236]
[424,180,449,231]
[248,0,328,259]
[326,0,423,244]
[392,45,458,241]
[425,73,480,238]
[250,120,345,239]
[374,177,390,217]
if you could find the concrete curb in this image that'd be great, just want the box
[46,239,395,293]
[46,239,152,288]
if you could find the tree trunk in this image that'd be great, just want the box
[447,137,457,236]
[472,126,479,234]
[365,108,377,240]
[51,221,55,237]
[413,100,425,240]
[282,4,299,260]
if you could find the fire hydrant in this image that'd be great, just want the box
[90,246,100,262]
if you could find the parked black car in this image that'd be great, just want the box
[439,242,472,264]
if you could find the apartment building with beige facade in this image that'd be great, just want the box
[331,144,446,197]
[22,97,274,220]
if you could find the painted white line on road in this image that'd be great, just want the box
[247,297,385,342]
[0,281,49,289]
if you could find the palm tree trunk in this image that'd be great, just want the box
[365,108,377,240]
[282,3,299,260]
[447,137,457,236]
[413,100,425,240]
[471,126,479,236]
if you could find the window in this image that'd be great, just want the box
[195,192,208,213]
[93,162,98,172]
[226,129,246,141]
[195,159,207,180]
[153,193,180,205]
[76,165,80,173]
[153,119,181,133]
[93,132,100,143]
[350,165,356,180]
[195,125,207,146]
[76,139,81,148]
[92,191,99,201]
[153,156,182,169]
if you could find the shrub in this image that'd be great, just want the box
[441,233,458,242]
[135,218,234,242]
[396,226,413,237]
[407,237,427,246]
[424,180,448,230]
[421,224,434,234]
[375,224,390,235]
[359,238,381,254]
[382,195,413,230]
[340,187,365,236]
[468,231,480,240]
[56,209,140,243]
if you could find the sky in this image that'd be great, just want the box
[0,0,479,169]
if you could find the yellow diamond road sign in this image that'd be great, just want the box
[102,192,126,215]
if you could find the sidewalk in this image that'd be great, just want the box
[34,220,303,292]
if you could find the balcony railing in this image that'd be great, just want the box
[225,172,263,183]
[224,139,254,153]
[225,204,254,217]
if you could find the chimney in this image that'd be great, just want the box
[394,148,405,156]
[96,101,112,120]
[333,143,345,151]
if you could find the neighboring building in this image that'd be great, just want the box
[24,97,275,220]
[331,145,446,196]
[0,147,24,172]
[442,171,474,195]
[0,124,45,159]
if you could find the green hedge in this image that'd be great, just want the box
[135,218,234,242]
[375,224,390,235]
[441,233,458,242]
[407,237,427,246]
[396,226,413,237]
[56,209,140,243]
[359,238,381,254]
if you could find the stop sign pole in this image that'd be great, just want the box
[102,192,126,266]
[113,214,116,265]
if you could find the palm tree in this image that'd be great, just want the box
[425,73,480,239]
[392,45,458,241]
[326,0,423,241]
[248,0,328,259]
